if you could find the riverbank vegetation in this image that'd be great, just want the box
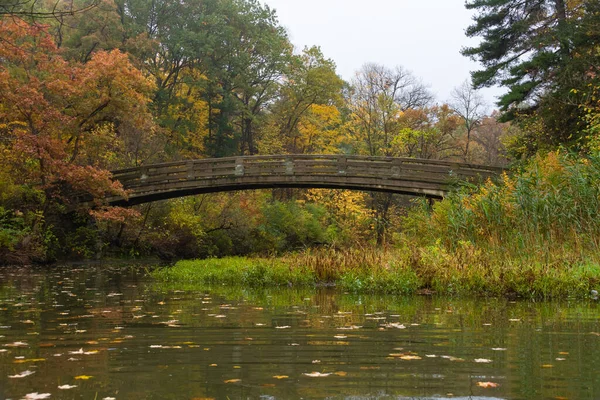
[154,151,600,298]
[1,0,600,297]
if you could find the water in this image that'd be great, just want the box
[0,265,599,400]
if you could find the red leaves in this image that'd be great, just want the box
[0,19,155,207]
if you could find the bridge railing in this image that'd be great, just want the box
[111,155,504,194]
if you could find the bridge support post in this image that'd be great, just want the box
[337,155,347,175]
[235,158,244,177]
[285,157,294,176]
[186,161,194,180]
[390,159,403,178]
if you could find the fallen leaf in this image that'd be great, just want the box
[74,375,93,380]
[13,358,45,364]
[477,382,500,388]
[224,379,241,383]
[542,364,554,368]
[333,371,347,376]
[275,326,291,329]
[22,393,51,399]
[8,370,35,378]
[273,375,289,379]
[303,372,331,377]
[491,348,507,351]
[4,341,28,347]
[474,358,493,363]
[399,355,422,360]
[58,385,77,389]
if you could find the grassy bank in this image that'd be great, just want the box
[151,247,600,298]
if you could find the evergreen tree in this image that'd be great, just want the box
[463,0,600,153]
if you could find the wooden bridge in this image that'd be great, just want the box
[107,155,505,206]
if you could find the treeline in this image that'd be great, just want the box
[0,0,598,264]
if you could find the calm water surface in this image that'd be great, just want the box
[0,265,599,400]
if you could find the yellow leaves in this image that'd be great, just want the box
[273,375,289,379]
[295,104,343,154]
[223,379,241,383]
[477,382,500,388]
[13,358,45,363]
[74,375,93,380]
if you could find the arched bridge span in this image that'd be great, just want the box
[107,155,505,206]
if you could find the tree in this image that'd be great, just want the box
[268,46,344,154]
[449,80,487,161]
[348,63,432,157]
[1,0,98,20]
[472,113,513,166]
[0,19,155,211]
[463,0,600,151]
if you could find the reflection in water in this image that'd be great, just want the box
[0,265,598,399]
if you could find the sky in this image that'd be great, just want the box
[260,0,504,107]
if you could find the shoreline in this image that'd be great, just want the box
[151,250,600,299]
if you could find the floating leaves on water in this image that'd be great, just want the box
[5,341,28,347]
[333,371,347,376]
[102,397,116,400]
[22,393,51,399]
[477,382,500,388]
[509,319,521,322]
[542,364,554,368]
[382,323,406,329]
[209,364,217,367]
[555,358,566,361]
[425,354,437,358]
[303,372,331,377]
[69,348,84,354]
[337,325,362,330]
[14,358,45,364]
[389,354,422,360]
[441,355,464,362]
[312,360,321,364]
[275,326,291,329]
[224,379,241,383]
[58,385,77,389]
[558,352,569,355]
[273,375,289,379]
[491,348,507,351]
[74,375,93,380]
[8,370,35,378]
[474,358,493,363]
[333,335,347,339]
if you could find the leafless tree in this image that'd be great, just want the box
[349,63,433,156]
[450,80,487,162]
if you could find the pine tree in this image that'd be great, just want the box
[462,0,600,152]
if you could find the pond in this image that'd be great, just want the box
[0,264,599,399]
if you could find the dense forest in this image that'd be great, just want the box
[0,0,599,266]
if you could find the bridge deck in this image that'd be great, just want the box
[108,155,505,206]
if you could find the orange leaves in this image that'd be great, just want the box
[477,381,500,388]
[0,18,157,208]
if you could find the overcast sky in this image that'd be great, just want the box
[261,0,504,107]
